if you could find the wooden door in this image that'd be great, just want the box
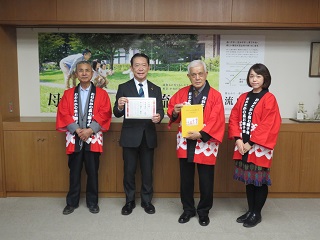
[269,132,301,193]
[39,131,69,192]
[4,131,43,191]
[299,133,320,192]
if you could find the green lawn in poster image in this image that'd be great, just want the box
[40,70,219,113]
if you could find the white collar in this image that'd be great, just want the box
[134,78,147,86]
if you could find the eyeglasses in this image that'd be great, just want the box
[190,72,205,78]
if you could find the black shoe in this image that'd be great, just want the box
[236,211,252,223]
[88,205,100,214]
[178,212,196,224]
[199,215,210,226]
[63,205,78,215]
[243,213,262,228]
[141,202,156,214]
[121,201,136,215]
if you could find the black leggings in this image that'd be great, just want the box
[246,184,268,216]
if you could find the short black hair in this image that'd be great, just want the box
[82,49,91,55]
[130,53,150,66]
[246,63,271,89]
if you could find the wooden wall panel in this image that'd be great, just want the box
[40,132,69,192]
[0,26,20,196]
[0,112,4,196]
[153,131,180,193]
[57,0,100,22]
[0,0,56,21]
[0,27,20,120]
[4,131,43,191]
[232,0,319,24]
[98,131,119,193]
[319,0,320,23]
[269,132,301,192]
[1,0,320,26]
[0,0,17,20]
[0,111,6,197]
[3,120,320,197]
[16,0,56,21]
[145,0,232,23]
[214,133,230,193]
[100,0,144,22]
[4,131,68,192]
[299,133,320,192]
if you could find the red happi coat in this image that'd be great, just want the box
[167,86,225,165]
[56,86,112,154]
[228,91,281,168]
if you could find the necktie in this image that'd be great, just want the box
[138,83,144,97]
[194,89,199,97]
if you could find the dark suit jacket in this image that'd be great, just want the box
[113,79,164,148]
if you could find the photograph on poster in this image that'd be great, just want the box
[309,42,320,77]
[38,33,220,114]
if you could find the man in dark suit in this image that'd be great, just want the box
[113,53,164,215]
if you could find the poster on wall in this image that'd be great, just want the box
[38,33,221,114]
[219,35,265,115]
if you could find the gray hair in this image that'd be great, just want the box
[76,60,91,70]
[187,60,207,74]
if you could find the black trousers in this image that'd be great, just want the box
[123,133,154,204]
[66,148,100,207]
[179,158,215,217]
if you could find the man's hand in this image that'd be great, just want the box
[117,97,128,111]
[185,131,202,140]
[77,128,93,142]
[152,113,161,123]
[172,103,183,117]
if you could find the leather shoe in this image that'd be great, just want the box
[121,201,136,215]
[141,202,155,214]
[63,205,78,215]
[243,213,262,228]
[178,212,196,224]
[236,211,252,223]
[199,215,210,226]
[88,205,100,214]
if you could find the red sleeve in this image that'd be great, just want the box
[56,89,75,132]
[92,88,112,132]
[250,93,281,149]
[167,87,188,127]
[202,88,225,143]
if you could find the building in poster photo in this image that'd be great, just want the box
[38,33,220,114]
